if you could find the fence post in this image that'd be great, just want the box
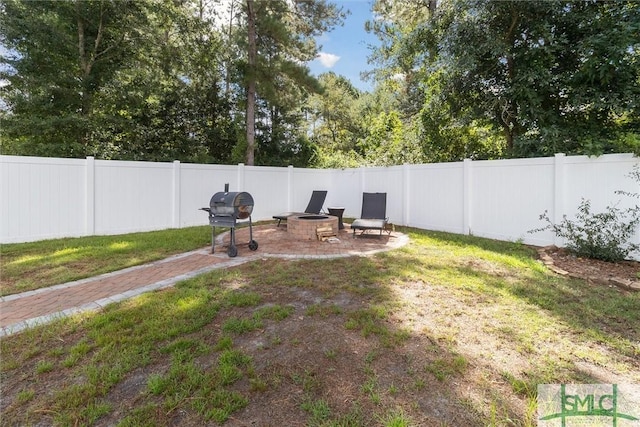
[237,163,245,190]
[403,163,410,226]
[85,156,95,236]
[287,165,294,211]
[463,158,472,235]
[553,153,566,247]
[172,160,180,228]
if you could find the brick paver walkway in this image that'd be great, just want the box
[1,224,408,337]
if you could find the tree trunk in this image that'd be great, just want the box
[427,0,437,16]
[76,1,91,150]
[245,0,256,166]
[76,0,105,152]
[501,9,519,152]
[225,0,235,95]
[502,124,514,152]
[498,97,517,153]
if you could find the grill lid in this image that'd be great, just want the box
[209,191,254,219]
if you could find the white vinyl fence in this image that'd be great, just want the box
[2,153,639,255]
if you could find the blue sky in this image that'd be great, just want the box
[307,0,380,92]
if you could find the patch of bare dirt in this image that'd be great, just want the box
[538,246,640,291]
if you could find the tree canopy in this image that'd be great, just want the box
[367,0,640,159]
[0,0,344,165]
[1,0,638,166]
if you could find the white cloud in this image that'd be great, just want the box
[316,52,340,68]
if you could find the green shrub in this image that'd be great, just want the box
[532,167,640,262]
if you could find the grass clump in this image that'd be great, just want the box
[35,360,54,374]
[425,355,468,381]
[222,317,263,334]
[378,408,413,427]
[301,398,332,425]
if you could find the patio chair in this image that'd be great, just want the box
[272,190,327,226]
[351,192,388,237]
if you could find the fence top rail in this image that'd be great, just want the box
[0,155,86,165]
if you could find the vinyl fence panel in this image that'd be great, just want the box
[0,156,86,242]
[2,153,638,259]
[287,168,333,214]
[328,168,362,218]
[178,163,239,228]
[406,162,465,234]
[361,166,405,225]
[563,154,639,213]
[93,160,174,235]
[469,157,556,245]
[243,165,291,219]
[561,154,640,252]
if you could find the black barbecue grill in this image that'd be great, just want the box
[200,184,258,257]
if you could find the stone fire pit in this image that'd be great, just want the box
[287,215,338,240]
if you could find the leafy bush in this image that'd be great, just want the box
[532,167,640,262]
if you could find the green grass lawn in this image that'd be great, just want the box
[1,227,638,426]
[0,226,212,296]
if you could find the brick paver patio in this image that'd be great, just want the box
[1,224,408,336]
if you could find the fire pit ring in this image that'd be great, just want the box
[287,214,338,240]
[299,215,330,220]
